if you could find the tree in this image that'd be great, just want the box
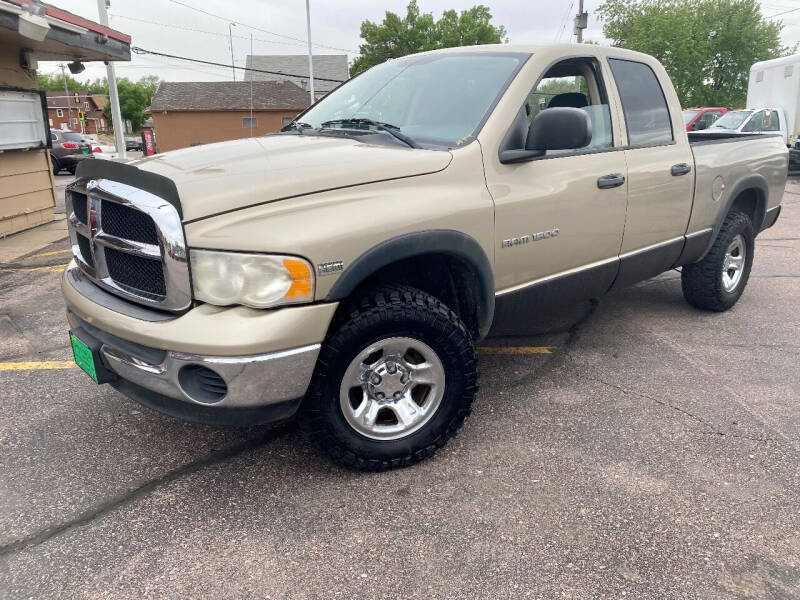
[350,0,506,75]
[101,77,156,131]
[598,0,785,108]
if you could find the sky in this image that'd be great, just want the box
[39,0,800,84]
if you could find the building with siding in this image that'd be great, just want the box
[46,90,108,133]
[148,80,309,152]
[0,0,130,237]
[244,54,348,99]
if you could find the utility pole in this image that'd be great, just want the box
[96,0,126,158]
[229,23,236,81]
[574,0,588,43]
[59,63,73,129]
[305,0,315,105]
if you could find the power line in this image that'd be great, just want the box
[765,6,800,17]
[130,46,346,83]
[556,0,576,42]
[167,0,353,53]
[109,13,312,49]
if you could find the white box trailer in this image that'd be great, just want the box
[748,54,800,148]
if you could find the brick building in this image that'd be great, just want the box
[148,80,309,152]
[46,90,107,133]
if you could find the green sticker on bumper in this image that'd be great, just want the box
[70,333,98,383]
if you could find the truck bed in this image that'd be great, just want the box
[686,132,788,235]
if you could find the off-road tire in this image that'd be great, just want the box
[681,211,754,311]
[300,285,477,471]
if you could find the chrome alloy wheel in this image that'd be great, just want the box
[722,233,746,293]
[339,336,446,440]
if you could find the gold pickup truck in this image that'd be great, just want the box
[62,44,787,470]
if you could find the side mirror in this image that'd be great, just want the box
[499,107,592,164]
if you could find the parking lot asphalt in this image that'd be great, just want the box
[1,180,799,599]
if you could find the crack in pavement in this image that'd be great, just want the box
[591,377,799,445]
[0,426,290,558]
[505,299,599,392]
[591,375,721,433]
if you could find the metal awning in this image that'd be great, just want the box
[0,0,130,62]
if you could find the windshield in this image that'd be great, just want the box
[297,52,527,148]
[710,110,753,130]
[682,110,700,125]
[62,132,85,142]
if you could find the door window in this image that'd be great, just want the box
[763,110,780,131]
[608,58,673,146]
[698,110,722,128]
[524,58,614,155]
[742,111,766,132]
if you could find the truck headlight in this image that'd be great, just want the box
[189,249,314,308]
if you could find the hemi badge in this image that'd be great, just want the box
[318,260,344,275]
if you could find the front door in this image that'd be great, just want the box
[490,57,628,299]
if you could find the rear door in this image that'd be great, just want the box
[607,57,695,287]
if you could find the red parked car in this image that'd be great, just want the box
[683,107,729,131]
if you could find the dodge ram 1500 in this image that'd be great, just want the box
[62,44,787,470]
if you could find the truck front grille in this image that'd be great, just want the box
[100,200,159,245]
[65,178,191,312]
[105,246,167,298]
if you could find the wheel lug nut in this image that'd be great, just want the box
[376,392,384,399]
[371,375,381,385]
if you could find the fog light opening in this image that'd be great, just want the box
[178,365,228,404]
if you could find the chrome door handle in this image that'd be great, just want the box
[597,173,625,189]
[671,163,692,176]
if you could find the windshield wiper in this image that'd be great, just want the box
[282,120,313,133]
[320,118,420,149]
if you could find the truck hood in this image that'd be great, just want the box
[129,134,453,222]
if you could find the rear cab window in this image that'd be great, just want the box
[608,58,673,146]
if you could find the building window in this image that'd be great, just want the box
[84,101,89,109]
[56,108,63,117]
[242,117,257,128]
[71,117,78,126]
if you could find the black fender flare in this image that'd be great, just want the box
[325,230,495,339]
[700,173,768,259]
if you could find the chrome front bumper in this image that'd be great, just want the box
[67,311,320,409]
[102,342,320,408]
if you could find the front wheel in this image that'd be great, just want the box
[682,211,755,311]
[300,285,477,471]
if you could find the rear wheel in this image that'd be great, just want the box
[681,211,754,311]
[300,285,477,471]
[51,157,60,175]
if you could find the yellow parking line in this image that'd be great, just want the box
[0,264,68,273]
[0,361,76,371]
[28,248,72,259]
[478,346,553,355]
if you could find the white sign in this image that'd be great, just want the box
[0,88,48,151]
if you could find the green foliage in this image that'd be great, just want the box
[38,71,159,131]
[529,79,588,119]
[350,0,507,75]
[597,0,786,108]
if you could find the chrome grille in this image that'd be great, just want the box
[65,178,191,312]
